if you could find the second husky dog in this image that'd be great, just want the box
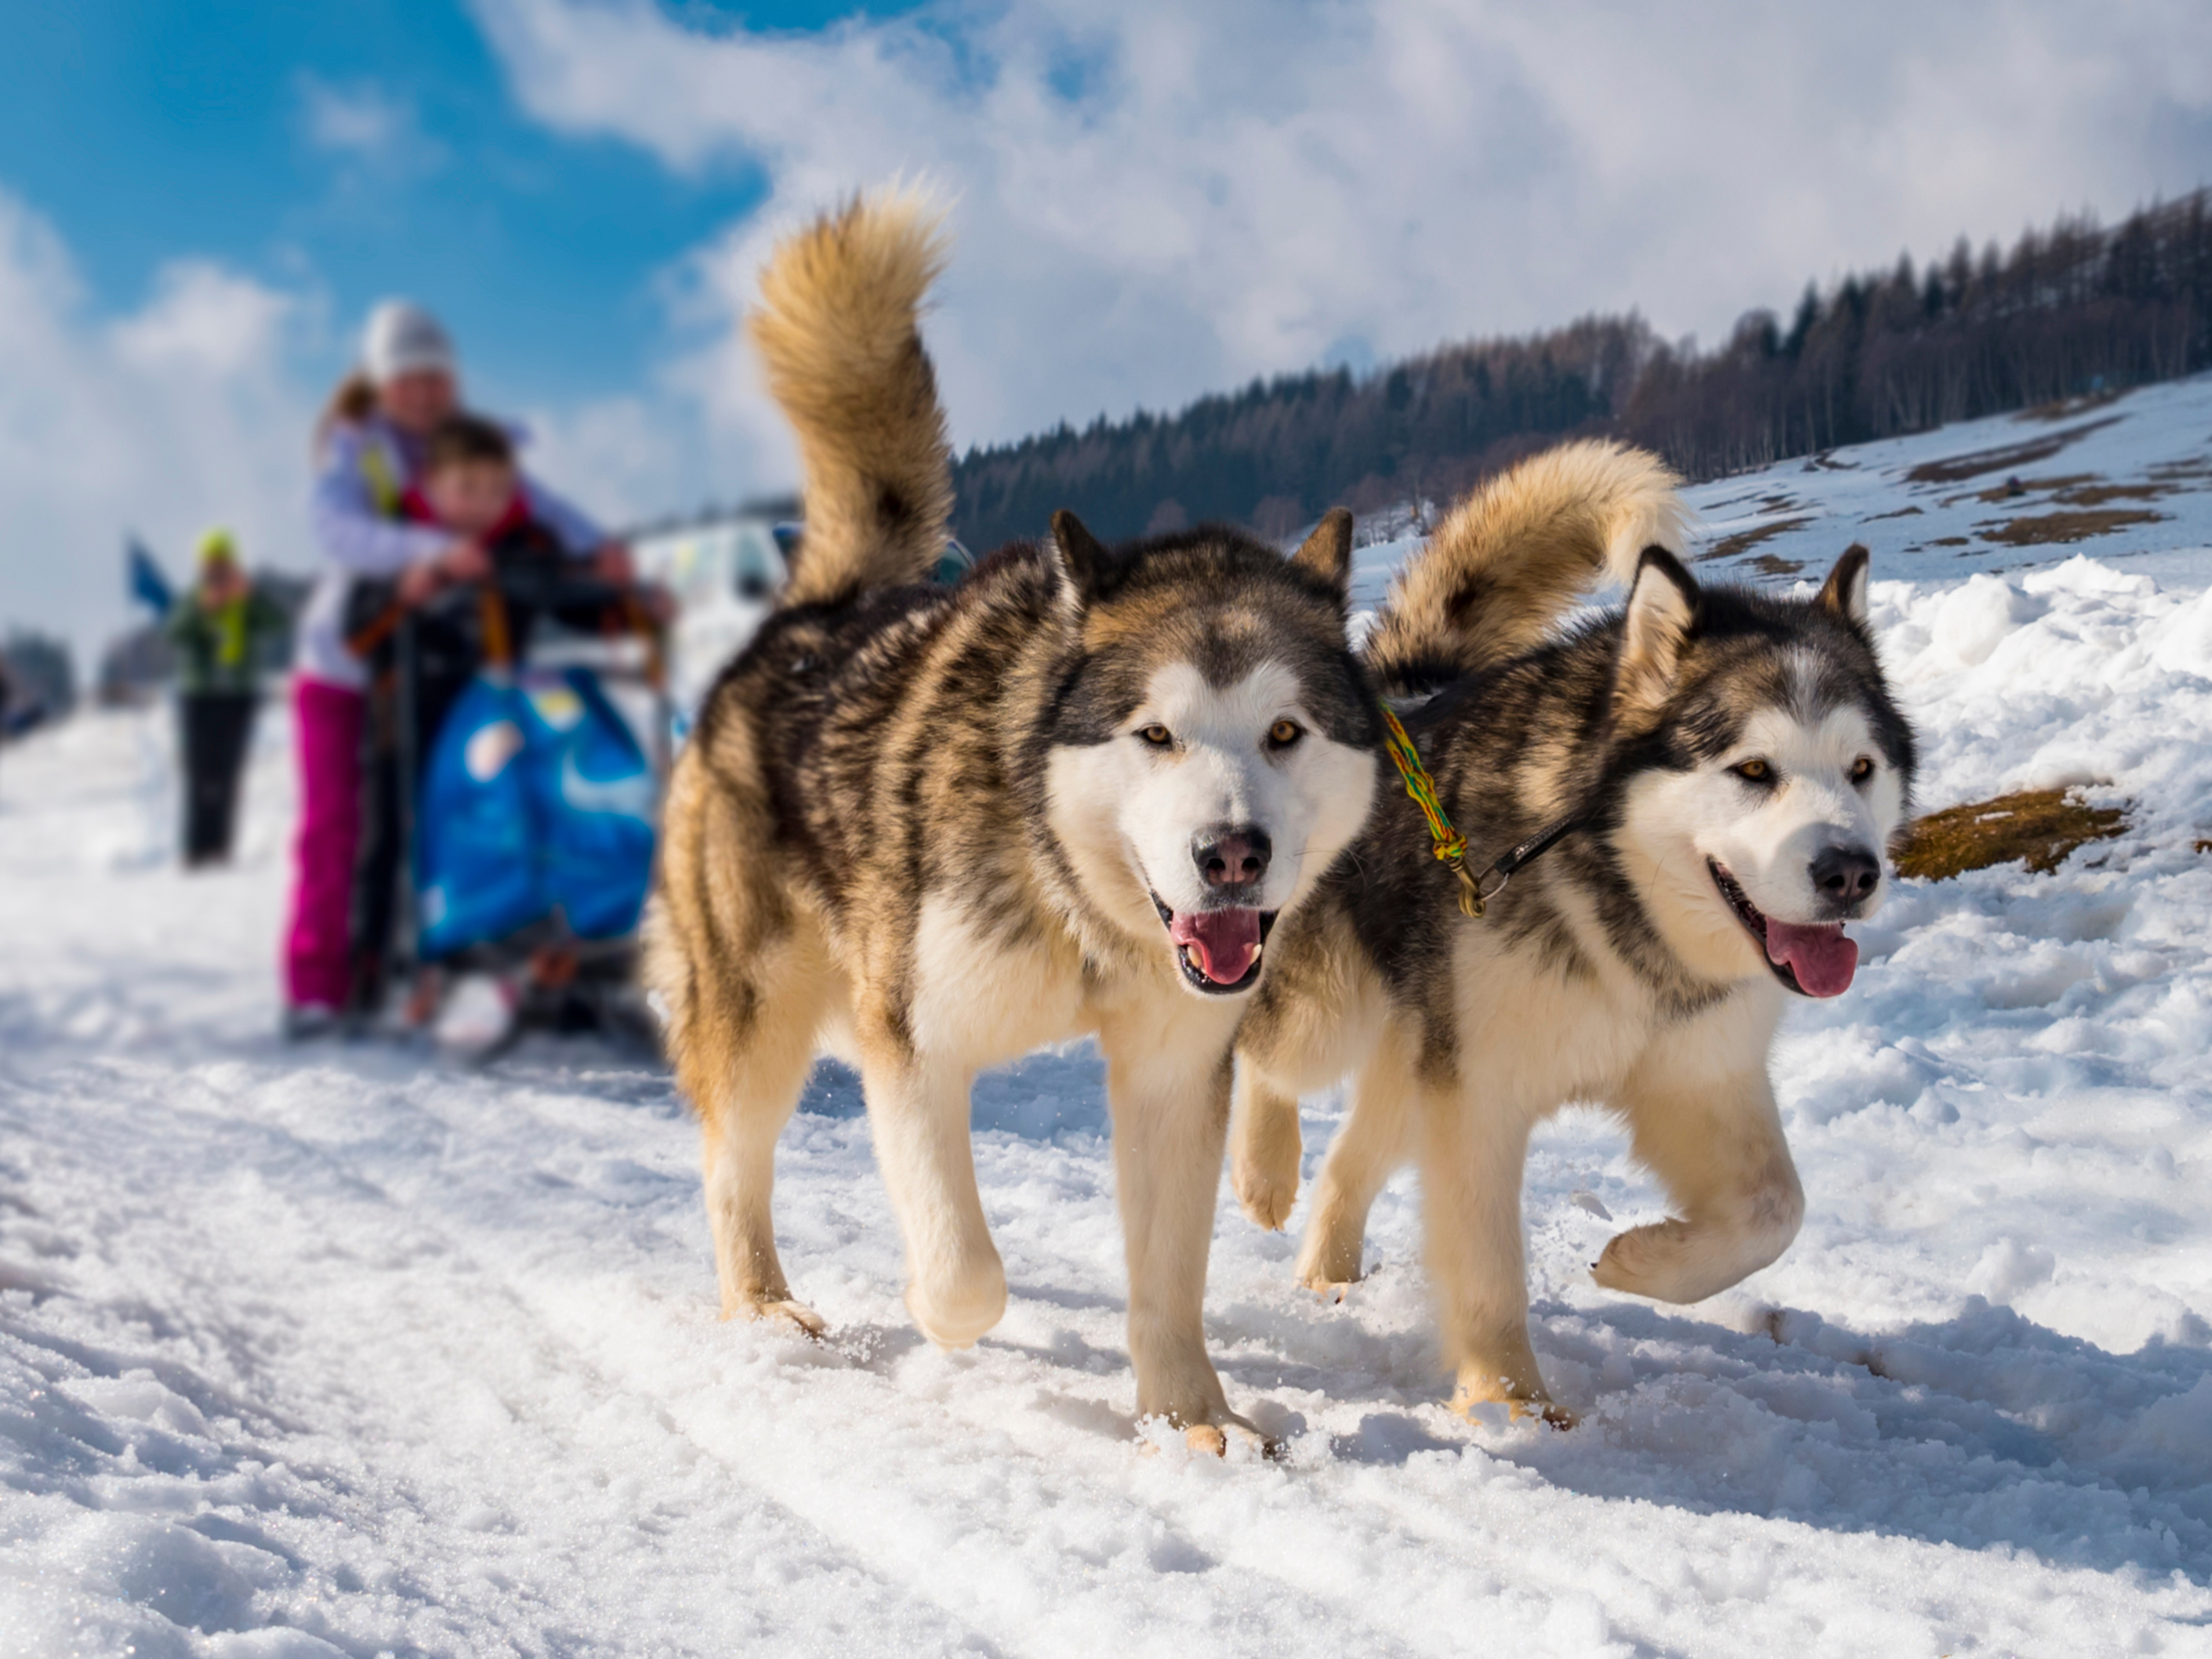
[644,193,1380,1447]
[1231,443,1915,1422]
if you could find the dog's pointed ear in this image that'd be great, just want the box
[1050,509,1112,609]
[1817,542,1870,627]
[1289,508,1354,601]
[1614,546,1699,719]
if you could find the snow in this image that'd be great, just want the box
[9,380,2212,1654]
[1681,376,2212,595]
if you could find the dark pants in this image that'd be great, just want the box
[350,643,473,1012]
[179,690,258,865]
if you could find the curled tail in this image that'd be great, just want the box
[1363,440,1688,695]
[749,189,954,610]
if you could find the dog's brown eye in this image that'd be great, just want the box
[1138,723,1173,747]
[1734,759,1771,782]
[1850,755,1875,783]
[1268,719,1302,748]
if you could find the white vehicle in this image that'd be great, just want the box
[635,511,974,734]
[630,511,791,729]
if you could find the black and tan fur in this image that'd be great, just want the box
[645,191,1380,1448]
[1231,443,1916,1421]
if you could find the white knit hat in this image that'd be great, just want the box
[361,300,456,385]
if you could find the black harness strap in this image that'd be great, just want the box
[1466,813,1582,911]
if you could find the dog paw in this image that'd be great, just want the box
[1590,1219,1692,1299]
[1450,1385,1576,1431]
[1293,1228,1365,1296]
[726,1295,827,1338]
[1233,1157,1299,1231]
[1143,1412,1281,1460]
[1185,1418,1281,1459]
[905,1257,1008,1350]
[1449,1365,1573,1429]
[1296,1271,1358,1303]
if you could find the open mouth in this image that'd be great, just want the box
[1707,860,1858,998]
[1149,891,1278,994]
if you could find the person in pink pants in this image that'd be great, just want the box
[285,679,362,1015]
[281,301,618,1037]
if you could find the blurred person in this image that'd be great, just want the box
[284,300,624,1038]
[404,415,534,548]
[396,415,669,634]
[396,413,584,589]
[168,529,286,867]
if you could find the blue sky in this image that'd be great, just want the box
[0,0,2204,660]
[0,1,908,407]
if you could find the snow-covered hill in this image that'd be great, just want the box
[8,379,2212,1657]
[1348,371,2212,618]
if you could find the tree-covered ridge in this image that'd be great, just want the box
[949,191,2212,549]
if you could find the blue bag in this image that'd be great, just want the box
[520,671,656,941]
[416,677,543,958]
[415,668,655,959]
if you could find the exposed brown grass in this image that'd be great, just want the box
[1862,505,1924,521]
[1895,789,2127,881]
[1746,552,1804,576]
[1906,417,2123,484]
[1974,509,2165,547]
[2053,482,2174,508]
[1700,516,1811,561]
[1970,472,2099,504]
[2014,389,2124,423]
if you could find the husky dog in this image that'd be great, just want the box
[1231,444,1914,1422]
[644,192,1380,1448]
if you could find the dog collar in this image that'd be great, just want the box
[1379,704,1580,918]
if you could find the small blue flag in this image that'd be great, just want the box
[127,538,173,618]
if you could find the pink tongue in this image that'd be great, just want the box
[1169,909,1263,984]
[1766,920,1858,998]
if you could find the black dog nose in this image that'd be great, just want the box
[1194,825,1271,889]
[1811,845,1880,906]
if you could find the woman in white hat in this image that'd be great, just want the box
[281,301,627,1036]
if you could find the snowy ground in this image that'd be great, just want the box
[1347,371,2212,613]
[9,383,2212,1655]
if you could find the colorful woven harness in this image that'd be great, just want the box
[1379,704,1581,918]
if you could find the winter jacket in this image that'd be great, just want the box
[296,415,605,690]
[169,586,289,695]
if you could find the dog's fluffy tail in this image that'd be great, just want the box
[749,189,954,610]
[1364,440,1688,693]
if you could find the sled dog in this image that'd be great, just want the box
[1231,444,1915,1421]
[644,192,1380,1447]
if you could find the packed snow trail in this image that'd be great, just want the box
[10,392,2212,1653]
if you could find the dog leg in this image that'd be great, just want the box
[702,1095,825,1336]
[691,958,833,1336]
[1293,1046,1416,1296]
[861,1045,1006,1349]
[1595,1049,1804,1305]
[1099,1002,1261,1453]
[1419,1081,1566,1424]
[1229,1068,1302,1231]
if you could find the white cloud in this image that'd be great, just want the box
[473,0,2212,490]
[516,391,709,531]
[297,74,416,161]
[5,2,2208,666]
[0,192,317,668]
